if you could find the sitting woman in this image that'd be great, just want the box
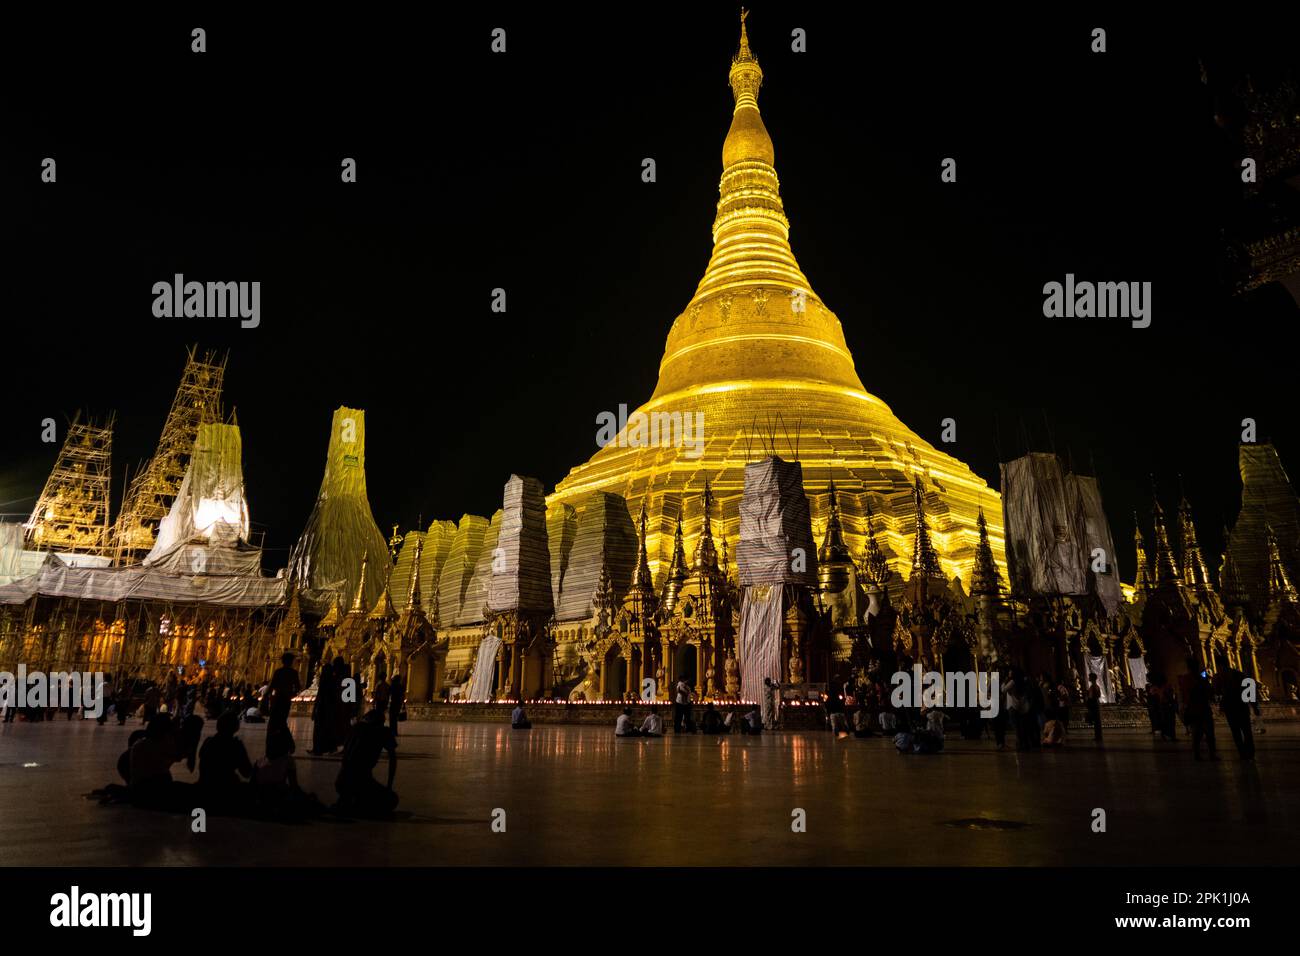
[510,702,532,730]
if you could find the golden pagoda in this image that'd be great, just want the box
[549,11,1006,591]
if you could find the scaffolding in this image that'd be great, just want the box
[113,346,227,563]
[24,411,115,556]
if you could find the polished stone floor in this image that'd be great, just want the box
[0,716,1295,866]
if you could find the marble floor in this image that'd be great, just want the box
[0,717,1294,866]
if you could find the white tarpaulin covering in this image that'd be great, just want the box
[738,584,783,705]
[1128,656,1148,691]
[1065,474,1122,616]
[489,475,554,615]
[1086,655,1114,704]
[148,423,249,559]
[736,457,818,588]
[1000,453,1087,598]
[0,550,287,607]
[0,523,24,583]
[466,634,502,702]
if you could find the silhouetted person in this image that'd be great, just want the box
[128,714,182,808]
[1185,664,1218,761]
[267,652,301,743]
[1216,666,1255,760]
[199,710,253,812]
[309,662,341,755]
[388,671,405,736]
[335,709,398,817]
[1086,673,1103,744]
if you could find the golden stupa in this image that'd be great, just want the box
[550,12,1006,589]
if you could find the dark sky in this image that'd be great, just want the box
[5,5,1297,577]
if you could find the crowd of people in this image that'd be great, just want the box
[516,661,1265,763]
[75,652,406,821]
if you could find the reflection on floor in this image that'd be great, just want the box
[0,718,1294,866]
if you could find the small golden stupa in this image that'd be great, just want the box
[550,11,1006,588]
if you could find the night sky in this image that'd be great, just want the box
[5,5,1297,578]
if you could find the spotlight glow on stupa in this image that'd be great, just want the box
[550,13,1006,587]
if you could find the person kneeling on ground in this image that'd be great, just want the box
[615,707,643,737]
[639,707,663,737]
[334,709,399,817]
[511,701,532,730]
[853,707,875,738]
[741,707,763,735]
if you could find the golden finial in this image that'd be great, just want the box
[736,8,754,62]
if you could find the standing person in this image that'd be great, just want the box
[1215,666,1255,760]
[96,675,114,725]
[387,670,406,736]
[334,658,357,742]
[987,669,1009,750]
[371,672,390,717]
[142,684,160,724]
[267,652,301,742]
[761,676,780,731]
[1085,673,1103,745]
[1144,681,1162,735]
[162,670,179,715]
[673,676,693,734]
[308,662,340,756]
[1185,666,1218,761]
[824,689,850,738]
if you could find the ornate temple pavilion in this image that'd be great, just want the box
[548,14,1006,592]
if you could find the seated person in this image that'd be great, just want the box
[510,702,532,730]
[700,703,726,734]
[853,708,875,738]
[615,708,642,737]
[639,707,663,737]
[198,710,253,812]
[741,708,763,735]
[128,715,183,808]
[335,709,399,816]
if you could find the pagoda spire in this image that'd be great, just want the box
[1150,494,1181,587]
[1178,495,1212,590]
[693,479,719,573]
[632,500,654,592]
[350,551,371,613]
[1220,525,1247,608]
[860,500,891,589]
[1265,524,1299,604]
[661,511,691,613]
[407,534,424,611]
[971,508,1002,597]
[818,479,852,565]
[910,476,944,581]
[1133,517,1154,592]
